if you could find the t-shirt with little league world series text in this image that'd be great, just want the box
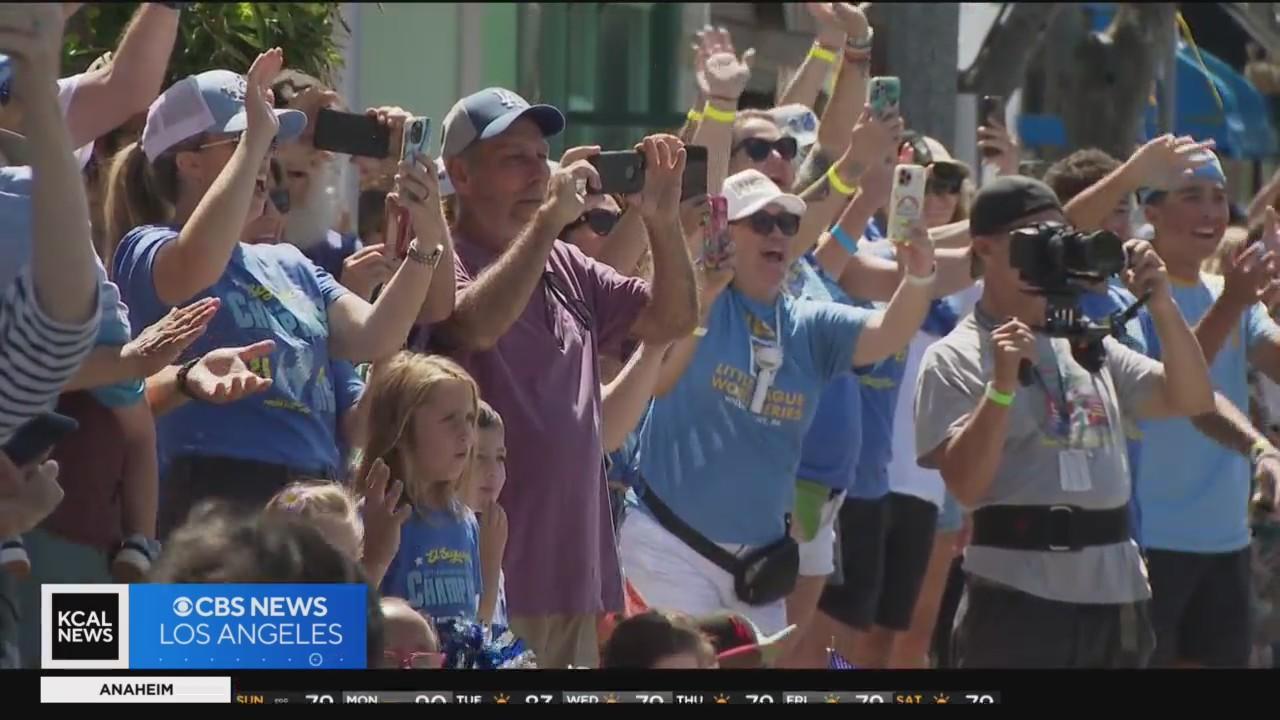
[381,505,483,621]
[113,225,351,476]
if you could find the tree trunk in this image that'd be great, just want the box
[879,2,960,146]
[1054,4,1177,160]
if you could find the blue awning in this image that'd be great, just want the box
[1143,43,1278,159]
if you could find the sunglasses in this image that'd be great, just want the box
[734,136,799,163]
[383,650,446,670]
[926,165,966,196]
[565,208,621,236]
[734,210,801,237]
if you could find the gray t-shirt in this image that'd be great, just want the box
[914,312,1162,603]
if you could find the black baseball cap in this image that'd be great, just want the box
[969,175,1063,236]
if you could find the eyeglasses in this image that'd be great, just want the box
[734,210,801,237]
[383,650,446,670]
[269,187,291,213]
[565,208,621,236]
[733,136,799,163]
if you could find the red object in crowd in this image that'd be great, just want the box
[596,580,651,649]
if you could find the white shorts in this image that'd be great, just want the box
[798,491,845,577]
[619,510,788,633]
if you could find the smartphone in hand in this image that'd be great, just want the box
[979,95,1005,158]
[681,145,709,201]
[887,164,926,244]
[869,77,901,121]
[400,117,431,164]
[703,194,731,268]
[2,413,78,468]
[590,151,646,195]
[314,108,392,159]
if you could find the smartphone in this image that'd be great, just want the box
[888,164,926,244]
[314,108,391,159]
[980,95,1004,158]
[400,116,431,164]
[2,413,78,468]
[868,77,901,121]
[590,151,646,195]
[0,54,10,105]
[681,145,709,201]
[703,194,730,267]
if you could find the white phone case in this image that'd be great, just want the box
[888,164,926,244]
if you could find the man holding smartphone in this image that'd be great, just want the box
[431,87,698,668]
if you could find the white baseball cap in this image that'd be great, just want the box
[771,103,818,149]
[141,69,307,162]
[722,169,806,221]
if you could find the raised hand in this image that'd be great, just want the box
[895,215,936,279]
[857,153,895,211]
[123,297,220,379]
[387,151,446,245]
[340,244,397,301]
[356,458,411,583]
[244,48,284,154]
[636,134,687,222]
[693,25,738,98]
[1121,238,1173,305]
[185,340,276,404]
[477,500,508,578]
[806,3,849,48]
[1219,241,1280,313]
[977,116,1021,177]
[704,47,756,103]
[0,3,66,104]
[543,159,601,229]
[832,2,872,43]
[840,106,904,181]
[292,84,342,146]
[1131,134,1218,190]
[991,318,1036,393]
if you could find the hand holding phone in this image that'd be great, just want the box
[888,164,927,245]
[590,151,646,195]
[314,108,391,159]
[2,413,77,469]
[703,195,732,269]
[868,77,901,121]
[979,95,1004,159]
[400,117,432,164]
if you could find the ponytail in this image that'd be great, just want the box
[103,142,181,273]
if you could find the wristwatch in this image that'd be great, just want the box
[175,357,201,400]
[406,241,444,269]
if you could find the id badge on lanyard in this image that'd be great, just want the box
[748,303,784,415]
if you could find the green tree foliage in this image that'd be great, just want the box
[62,2,349,85]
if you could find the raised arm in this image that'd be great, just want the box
[12,5,96,326]
[850,229,935,366]
[63,2,179,149]
[150,49,282,306]
[1064,134,1215,233]
[691,37,753,195]
[433,156,601,352]
[777,3,846,110]
[144,340,275,417]
[66,297,218,391]
[627,136,700,343]
[591,202,648,277]
[809,3,872,161]
[837,244,974,303]
[602,342,671,452]
[328,154,447,362]
[1194,241,1279,366]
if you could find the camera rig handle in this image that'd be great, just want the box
[1019,290,1152,383]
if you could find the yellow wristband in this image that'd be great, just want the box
[809,44,838,64]
[1251,438,1277,462]
[687,108,703,123]
[692,326,709,338]
[826,164,858,196]
[702,102,736,124]
[985,382,1015,407]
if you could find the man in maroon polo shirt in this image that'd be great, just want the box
[432,87,698,667]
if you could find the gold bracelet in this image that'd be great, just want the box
[809,44,838,64]
[826,164,858,196]
[702,102,736,124]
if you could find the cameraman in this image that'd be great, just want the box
[915,177,1214,668]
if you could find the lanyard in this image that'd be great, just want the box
[746,299,784,414]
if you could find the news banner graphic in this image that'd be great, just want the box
[42,583,367,670]
[233,690,1001,704]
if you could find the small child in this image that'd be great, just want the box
[361,352,484,621]
[264,481,364,562]
[464,401,508,626]
[379,597,442,669]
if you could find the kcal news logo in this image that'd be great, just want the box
[42,585,130,669]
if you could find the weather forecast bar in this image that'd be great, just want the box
[41,676,232,703]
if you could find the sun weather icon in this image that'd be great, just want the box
[934,694,951,704]
[713,694,729,704]
[494,694,510,704]
[825,694,841,704]
[604,695,619,704]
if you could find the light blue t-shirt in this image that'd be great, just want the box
[1080,282,1147,542]
[113,225,351,476]
[0,166,142,408]
[789,254,862,491]
[637,287,871,545]
[1137,274,1280,552]
[381,505,482,621]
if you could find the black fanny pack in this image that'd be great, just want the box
[641,484,798,606]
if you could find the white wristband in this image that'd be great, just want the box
[904,266,936,287]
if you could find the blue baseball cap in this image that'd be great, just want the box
[141,69,306,161]
[1137,149,1226,205]
[440,87,565,159]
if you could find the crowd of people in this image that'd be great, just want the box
[4,1,1280,671]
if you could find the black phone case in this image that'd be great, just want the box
[980,96,1004,158]
[3,413,78,467]
[314,109,391,159]
[590,152,646,195]
[681,145,709,201]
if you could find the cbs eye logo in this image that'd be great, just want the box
[172,597,194,617]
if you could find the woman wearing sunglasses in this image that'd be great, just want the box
[619,168,934,632]
[106,50,451,537]
[561,192,652,281]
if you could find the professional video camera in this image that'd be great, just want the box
[1007,221,1148,374]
